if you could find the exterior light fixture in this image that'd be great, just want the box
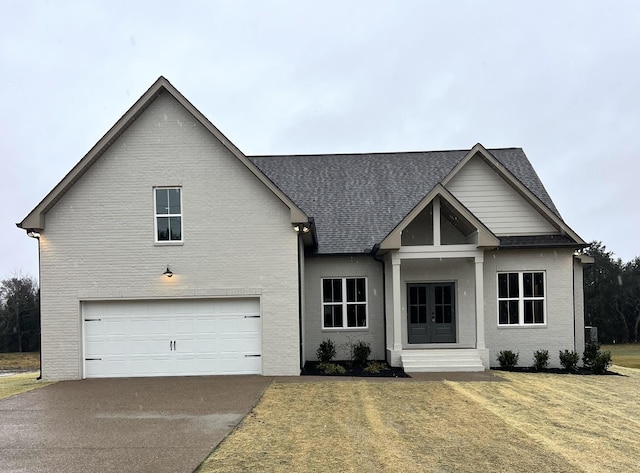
[163,266,173,278]
[293,223,311,234]
[27,231,41,239]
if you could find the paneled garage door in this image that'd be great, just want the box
[82,298,261,378]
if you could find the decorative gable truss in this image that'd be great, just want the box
[379,184,500,251]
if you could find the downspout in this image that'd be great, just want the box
[572,255,576,353]
[37,236,42,380]
[371,244,387,362]
[297,237,304,371]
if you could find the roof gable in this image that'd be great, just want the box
[441,144,584,244]
[250,147,579,254]
[379,184,500,250]
[18,77,307,231]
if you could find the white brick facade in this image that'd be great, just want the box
[483,249,579,368]
[303,255,385,361]
[38,92,300,380]
[24,80,587,377]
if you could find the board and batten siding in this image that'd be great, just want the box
[38,91,300,380]
[446,156,557,235]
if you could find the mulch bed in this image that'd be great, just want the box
[302,360,410,378]
[491,367,623,376]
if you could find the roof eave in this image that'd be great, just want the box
[440,143,586,245]
[18,76,308,233]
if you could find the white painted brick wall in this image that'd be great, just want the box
[39,92,300,380]
[303,255,385,361]
[483,249,578,368]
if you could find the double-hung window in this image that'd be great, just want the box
[498,271,545,326]
[154,187,182,242]
[322,277,367,329]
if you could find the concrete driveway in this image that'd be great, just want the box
[0,376,272,473]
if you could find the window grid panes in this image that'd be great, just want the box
[498,272,545,326]
[322,278,367,329]
[155,188,182,242]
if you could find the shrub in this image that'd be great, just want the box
[317,362,346,375]
[559,349,580,372]
[352,341,371,366]
[582,340,600,370]
[533,350,549,371]
[497,350,519,369]
[592,351,612,374]
[316,339,336,363]
[364,361,387,374]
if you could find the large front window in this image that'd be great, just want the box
[155,187,182,242]
[498,272,545,325]
[322,278,367,329]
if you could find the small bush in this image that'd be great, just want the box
[316,339,336,363]
[583,340,600,370]
[592,351,612,374]
[352,341,371,366]
[317,362,346,375]
[559,349,580,372]
[497,350,519,369]
[533,350,549,371]
[364,361,387,374]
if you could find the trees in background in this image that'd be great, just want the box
[583,242,640,343]
[0,275,40,352]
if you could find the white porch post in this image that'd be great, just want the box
[392,257,403,351]
[474,254,485,349]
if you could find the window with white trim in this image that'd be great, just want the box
[498,272,545,325]
[154,187,182,242]
[322,277,367,328]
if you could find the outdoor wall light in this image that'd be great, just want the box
[163,266,173,278]
[27,231,41,239]
[293,223,311,234]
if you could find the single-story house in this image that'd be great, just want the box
[18,77,591,380]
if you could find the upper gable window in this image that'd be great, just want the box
[154,187,182,242]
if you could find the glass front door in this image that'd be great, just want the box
[407,283,456,344]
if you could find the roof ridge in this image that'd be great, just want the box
[249,147,523,159]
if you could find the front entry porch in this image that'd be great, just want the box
[387,246,490,372]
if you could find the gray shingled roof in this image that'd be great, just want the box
[249,148,562,254]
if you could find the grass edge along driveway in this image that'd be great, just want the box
[198,366,640,473]
[0,372,52,401]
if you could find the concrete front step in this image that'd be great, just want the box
[401,349,486,372]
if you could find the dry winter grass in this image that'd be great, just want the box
[198,368,640,473]
[0,372,52,401]
[0,352,40,371]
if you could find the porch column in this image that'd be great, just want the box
[392,257,403,351]
[475,254,485,349]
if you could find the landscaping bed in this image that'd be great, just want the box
[491,366,622,376]
[302,360,410,378]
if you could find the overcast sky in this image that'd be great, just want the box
[1,0,639,280]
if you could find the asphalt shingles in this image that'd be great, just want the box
[250,148,563,254]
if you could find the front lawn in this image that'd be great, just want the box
[601,343,640,369]
[198,366,640,472]
[0,372,52,401]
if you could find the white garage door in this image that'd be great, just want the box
[82,298,261,378]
